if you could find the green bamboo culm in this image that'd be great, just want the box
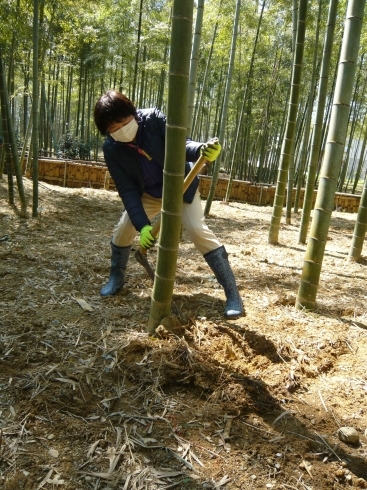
[352,117,367,194]
[32,0,39,217]
[225,0,266,203]
[296,0,365,310]
[348,175,367,261]
[191,0,223,141]
[0,114,4,176]
[0,80,14,204]
[298,0,338,243]
[0,46,27,215]
[147,0,194,333]
[337,55,364,192]
[187,0,204,138]
[285,0,302,225]
[41,83,57,156]
[293,0,322,214]
[0,146,4,178]
[204,0,241,216]
[268,0,308,244]
[19,103,33,174]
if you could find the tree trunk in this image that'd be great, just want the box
[80,64,88,141]
[75,60,83,138]
[191,0,223,141]
[352,115,367,193]
[204,0,241,215]
[348,173,367,261]
[294,0,322,214]
[314,47,339,187]
[296,0,365,310]
[64,64,73,133]
[22,52,31,139]
[138,44,147,108]
[187,0,204,137]
[268,0,308,243]
[132,0,144,104]
[285,0,301,222]
[345,100,367,192]
[0,64,14,204]
[148,0,194,333]
[292,0,299,54]
[42,83,56,155]
[20,104,33,174]
[225,0,266,203]
[0,46,27,215]
[337,55,364,191]
[156,44,168,110]
[32,0,40,217]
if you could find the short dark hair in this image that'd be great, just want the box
[94,90,137,135]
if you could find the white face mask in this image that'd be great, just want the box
[110,118,138,142]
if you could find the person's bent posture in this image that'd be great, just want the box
[93,90,243,319]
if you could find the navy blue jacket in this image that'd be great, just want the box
[103,108,202,232]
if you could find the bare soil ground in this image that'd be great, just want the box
[1,177,367,490]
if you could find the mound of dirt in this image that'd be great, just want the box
[1,178,367,489]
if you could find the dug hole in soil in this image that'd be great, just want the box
[1,177,367,490]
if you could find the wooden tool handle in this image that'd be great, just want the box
[148,154,208,240]
[139,152,212,254]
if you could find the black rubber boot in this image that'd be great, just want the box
[204,246,243,319]
[100,243,131,297]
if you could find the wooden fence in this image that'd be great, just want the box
[26,158,361,213]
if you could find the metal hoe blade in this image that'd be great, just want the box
[135,248,155,281]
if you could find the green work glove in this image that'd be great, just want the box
[200,139,221,162]
[140,225,155,249]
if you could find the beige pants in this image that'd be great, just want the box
[112,191,221,255]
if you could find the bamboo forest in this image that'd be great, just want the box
[1,1,367,489]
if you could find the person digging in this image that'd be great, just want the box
[93,90,243,319]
